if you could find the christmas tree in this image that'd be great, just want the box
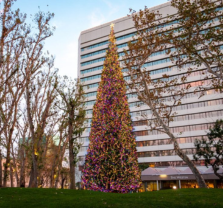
[82,24,141,193]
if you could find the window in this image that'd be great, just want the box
[83,83,99,90]
[81,74,101,82]
[84,92,97,97]
[81,66,103,75]
[81,57,106,67]
[85,100,96,106]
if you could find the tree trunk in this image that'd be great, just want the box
[61,174,66,189]
[173,141,207,188]
[29,156,38,188]
[3,131,12,187]
[0,150,2,187]
[19,145,25,187]
[29,167,34,187]
[139,70,207,188]
[69,111,75,189]
[29,155,38,188]
[11,143,19,187]
[10,164,13,187]
[26,85,38,188]
[69,138,75,189]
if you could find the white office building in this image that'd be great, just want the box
[76,1,223,189]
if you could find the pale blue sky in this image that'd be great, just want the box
[12,0,167,78]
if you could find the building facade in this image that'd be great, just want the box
[77,1,223,187]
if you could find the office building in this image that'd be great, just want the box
[77,1,223,189]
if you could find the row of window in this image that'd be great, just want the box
[80,47,169,67]
[81,43,175,64]
[81,62,192,87]
[79,142,203,154]
[81,42,132,59]
[80,56,181,82]
[138,110,223,127]
[87,107,221,129]
[130,99,223,117]
[80,8,222,53]
[172,110,223,122]
[139,160,205,167]
[84,91,97,98]
[81,46,176,67]
[86,109,93,114]
[81,34,222,74]
[78,157,205,167]
[81,40,109,52]
[85,86,219,109]
[85,108,222,128]
[85,91,221,108]
[83,83,99,90]
[129,89,218,108]
[137,148,197,158]
[81,74,101,82]
[80,17,182,52]
[78,135,208,147]
[85,100,96,106]
[78,137,89,143]
[136,136,207,147]
[134,123,214,137]
[127,74,211,92]
[79,146,89,152]
[132,109,223,127]
[81,33,135,52]
[83,113,218,136]
[81,54,182,80]
[124,68,206,83]
[81,49,107,59]
[84,119,92,127]
[81,66,103,75]
[81,57,105,67]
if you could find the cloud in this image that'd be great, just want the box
[88,8,106,28]
[102,0,120,16]
[87,0,123,28]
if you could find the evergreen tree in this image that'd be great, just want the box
[82,24,141,193]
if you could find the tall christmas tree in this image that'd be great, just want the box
[82,24,141,193]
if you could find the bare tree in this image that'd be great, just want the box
[0,0,27,187]
[17,108,30,187]
[0,0,55,187]
[25,67,58,188]
[56,77,86,189]
[123,6,209,188]
[168,0,223,92]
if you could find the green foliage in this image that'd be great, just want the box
[138,163,150,171]
[194,120,223,180]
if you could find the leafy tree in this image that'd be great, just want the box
[56,76,86,190]
[82,25,141,193]
[194,120,223,181]
[138,163,150,172]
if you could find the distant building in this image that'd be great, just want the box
[77,1,223,189]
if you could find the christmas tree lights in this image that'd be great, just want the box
[82,24,141,193]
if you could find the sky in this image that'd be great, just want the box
[11,0,168,78]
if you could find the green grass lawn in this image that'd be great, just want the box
[0,188,222,208]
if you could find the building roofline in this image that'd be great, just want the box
[80,1,171,35]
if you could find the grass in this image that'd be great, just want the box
[0,188,222,208]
